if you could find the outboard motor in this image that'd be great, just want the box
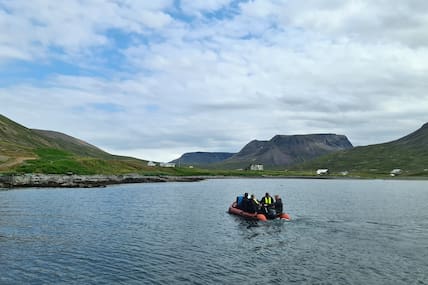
[267,207,277,219]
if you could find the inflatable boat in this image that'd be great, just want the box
[228,202,291,221]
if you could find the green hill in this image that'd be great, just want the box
[0,114,146,174]
[294,123,428,176]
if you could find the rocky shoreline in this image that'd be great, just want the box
[0,174,204,189]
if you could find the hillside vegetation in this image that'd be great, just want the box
[295,123,428,176]
[2,114,428,177]
[0,114,146,174]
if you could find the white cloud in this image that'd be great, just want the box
[0,0,175,61]
[2,1,428,161]
[179,0,233,15]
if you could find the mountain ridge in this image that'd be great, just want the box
[3,113,428,176]
[172,134,354,169]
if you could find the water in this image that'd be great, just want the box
[1,179,427,284]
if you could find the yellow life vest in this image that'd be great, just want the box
[263,196,272,204]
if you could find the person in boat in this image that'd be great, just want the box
[236,192,249,211]
[242,193,250,212]
[274,194,283,214]
[247,194,260,213]
[260,192,274,216]
[260,192,274,206]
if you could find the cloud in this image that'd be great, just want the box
[1,1,428,161]
[179,0,233,15]
[0,0,175,62]
[246,0,428,47]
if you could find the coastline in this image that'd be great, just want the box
[1,173,426,189]
[0,173,204,189]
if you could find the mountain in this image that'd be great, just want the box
[295,123,428,174]
[170,152,235,166]
[0,114,110,158]
[216,134,353,169]
[0,114,144,173]
[31,129,111,158]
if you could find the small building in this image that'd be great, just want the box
[249,164,264,171]
[390,169,402,176]
[160,162,176,168]
[147,161,157,167]
[316,169,329,175]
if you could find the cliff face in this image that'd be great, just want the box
[223,134,353,169]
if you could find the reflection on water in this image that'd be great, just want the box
[1,179,428,284]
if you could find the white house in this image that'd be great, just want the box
[147,161,156,167]
[390,169,402,176]
[250,164,264,171]
[160,162,176,168]
[316,169,329,175]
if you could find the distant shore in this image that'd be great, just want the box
[2,173,426,189]
[0,173,205,189]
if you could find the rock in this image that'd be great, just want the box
[0,174,204,189]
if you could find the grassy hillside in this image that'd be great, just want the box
[3,114,428,177]
[0,115,49,157]
[11,148,305,176]
[0,114,149,174]
[294,123,428,176]
[32,129,112,158]
[9,148,154,175]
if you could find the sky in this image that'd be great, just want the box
[1,0,428,162]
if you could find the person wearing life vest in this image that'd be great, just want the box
[260,192,274,206]
[260,192,274,215]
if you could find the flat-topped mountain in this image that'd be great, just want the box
[218,134,353,169]
[170,152,235,166]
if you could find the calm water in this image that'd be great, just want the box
[1,179,427,284]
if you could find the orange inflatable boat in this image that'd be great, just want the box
[228,202,291,221]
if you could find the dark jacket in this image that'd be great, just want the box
[248,198,259,213]
[274,198,283,213]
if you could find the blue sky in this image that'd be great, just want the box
[2,0,428,161]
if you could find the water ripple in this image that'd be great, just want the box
[1,180,428,284]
